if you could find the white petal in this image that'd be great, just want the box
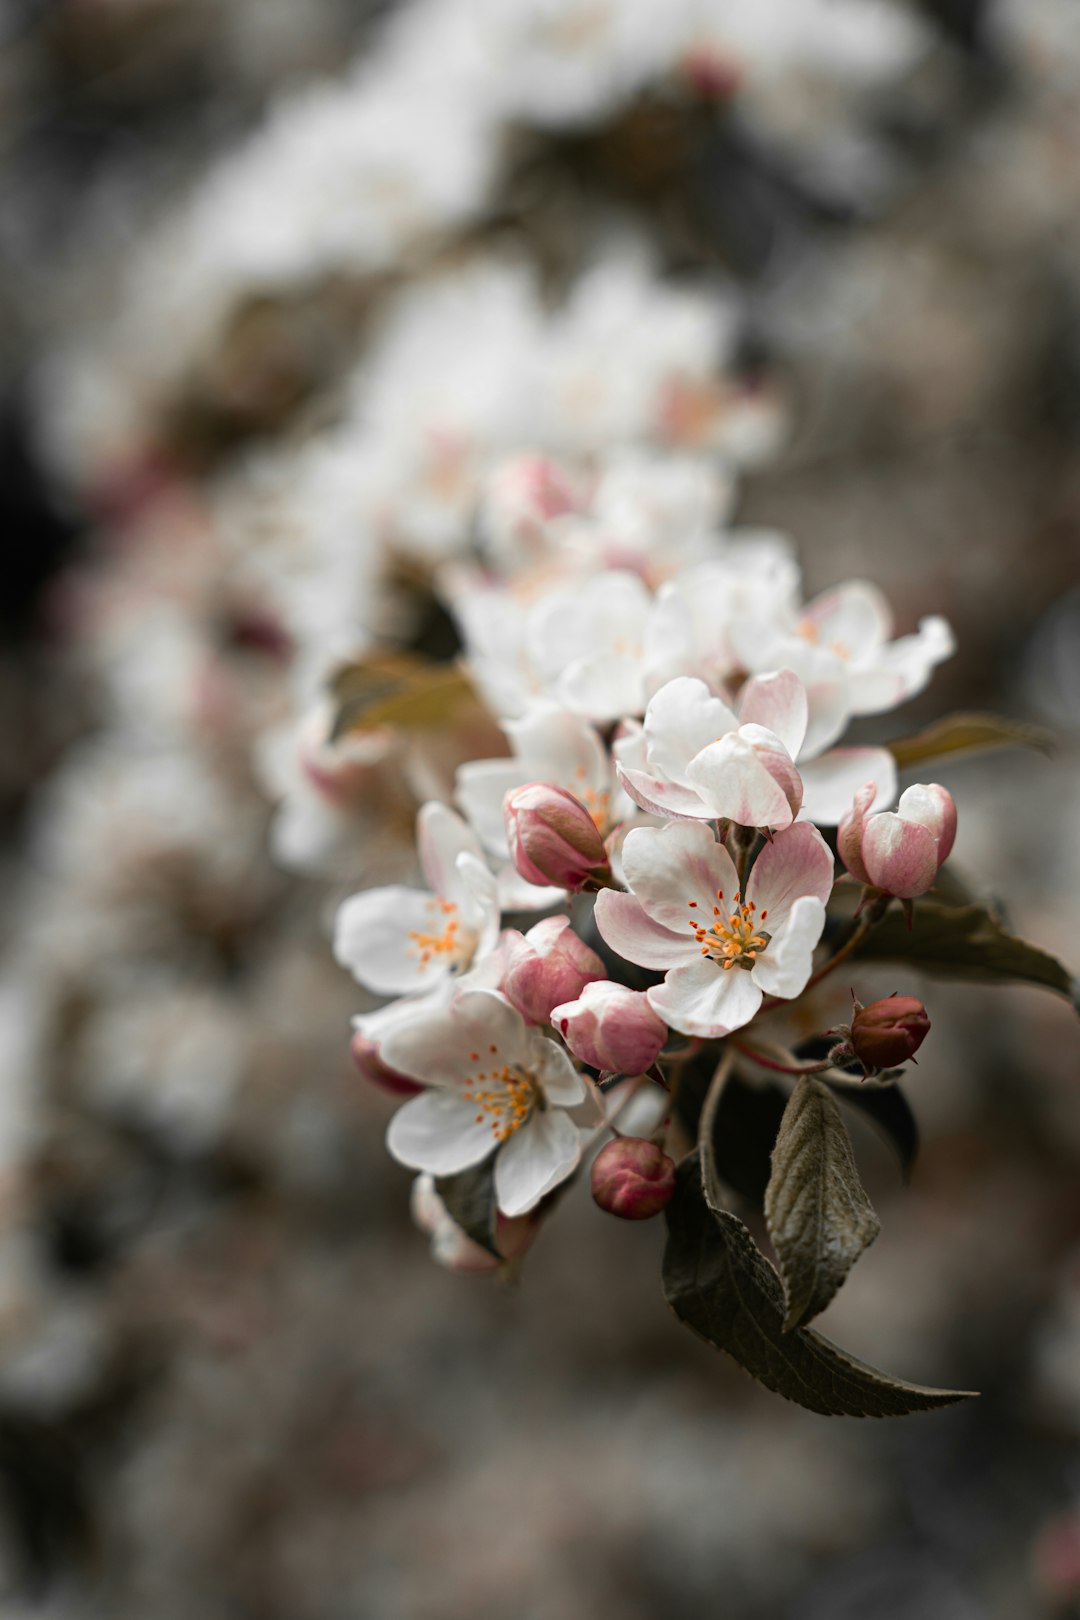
[621,821,740,931]
[496,864,566,911]
[504,706,610,798]
[558,650,646,721]
[643,677,738,786]
[593,891,694,969]
[455,759,528,856]
[750,897,826,998]
[737,670,808,759]
[847,616,955,715]
[381,989,528,1087]
[647,958,762,1038]
[527,1029,587,1106]
[804,580,892,655]
[745,823,835,932]
[799,747,897,826]
[417,801,484,897]
[387,1091,496,1176]
[684,730,799,829]
[333,886,451,996]
[615,760,712,821]
[453,852,501,951]
[495,1109,581,1216]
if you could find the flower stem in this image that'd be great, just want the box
[731,1040,835,1077]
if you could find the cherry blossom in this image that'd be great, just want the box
[333,802,500,996]
[595,819,835,1037]
[382,989,594,1215]
[839,781,957,898]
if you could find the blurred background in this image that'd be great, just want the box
[2,1,1080,1615]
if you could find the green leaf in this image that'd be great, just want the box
[764,1075,881,1331]
[826,1077,920,1181]
[658,1064,977,1417]
[887,712,1054,771]
[852,898,1079,1009]
[434,1158,500,1258]
[705,1068,789,1208]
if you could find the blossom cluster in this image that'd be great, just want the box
[331,460,958,1256]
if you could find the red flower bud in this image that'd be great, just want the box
[850,995,930,1070]
[502,916,607,1025]
[503,783,612,892]
[590,1137,676,1221]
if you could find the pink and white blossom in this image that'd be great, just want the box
[382,989,595,1216]
[333,802,500,997]
[839,781,957,898]
[595,819,834,1037]
[551,981,667,1075]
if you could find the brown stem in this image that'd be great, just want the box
[731,1040,835,1077]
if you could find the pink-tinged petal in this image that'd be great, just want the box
[417,801,484,897]
[837,782,878,885]
[334,886,452,996]
[684,727,801,829]
[750,896,826,998]
[615,760,712,821]
[897,783,957,862]
[642,677,738,787]
[456,759,529,856]
[799,747,897,826]
[861,814,939,898]
[494,1109,581,1215]
[647,958,762,1038]
[381,989,528,1087]
[737,670,808,759]
[745,822,835,931]
[387,1091,499,1176]
[621,821,740,930]
[593,890,694,969]
[803,579,893,655]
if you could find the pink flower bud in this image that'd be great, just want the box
[591,1137,676,1221]
[839,782,957,899]
[850,995,930,1070]
[504,783,613,892]
[552,980,667,1075]
[350,1032,425,1097]
[502,916,607,1025]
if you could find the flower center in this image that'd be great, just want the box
[407,899,478,973]
[686,889,771,971]
[462,1052,539,1143]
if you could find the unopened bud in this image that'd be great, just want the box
[502,916,607,1025]
[850,995,930,1070]
[504,783,613,892]
[839,782,957,899]
[552,981,667,1075]
[350,1032,425,1097]
[591,1137,676,1221]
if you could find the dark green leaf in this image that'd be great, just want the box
[663,1152,976,1417]
[852,899,1079,1009]
[888,712,1054,770]
[434,1158,500,1258]
[827,1077,920,1181]
[764,1076,880,1331]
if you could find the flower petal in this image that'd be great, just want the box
[615,760,712,821]
[381,989,528,1087]
[418,801,485,898]
[745,822,835,931]
[334,886,452,996]
[456,759,528,856]
[799,746,897,826]
[647,958,762,1038]
[494,1108,581,1216]
[526,1027,587,1106]
[803,580,893,656]
[684,727,801,829]
[621,821,740,931]
[643,677,738,787]
[593,890,694,969]
[387,1090,498,1176]
[750,896,826,998]
[737,669,808,759]
[861,813,939,898]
